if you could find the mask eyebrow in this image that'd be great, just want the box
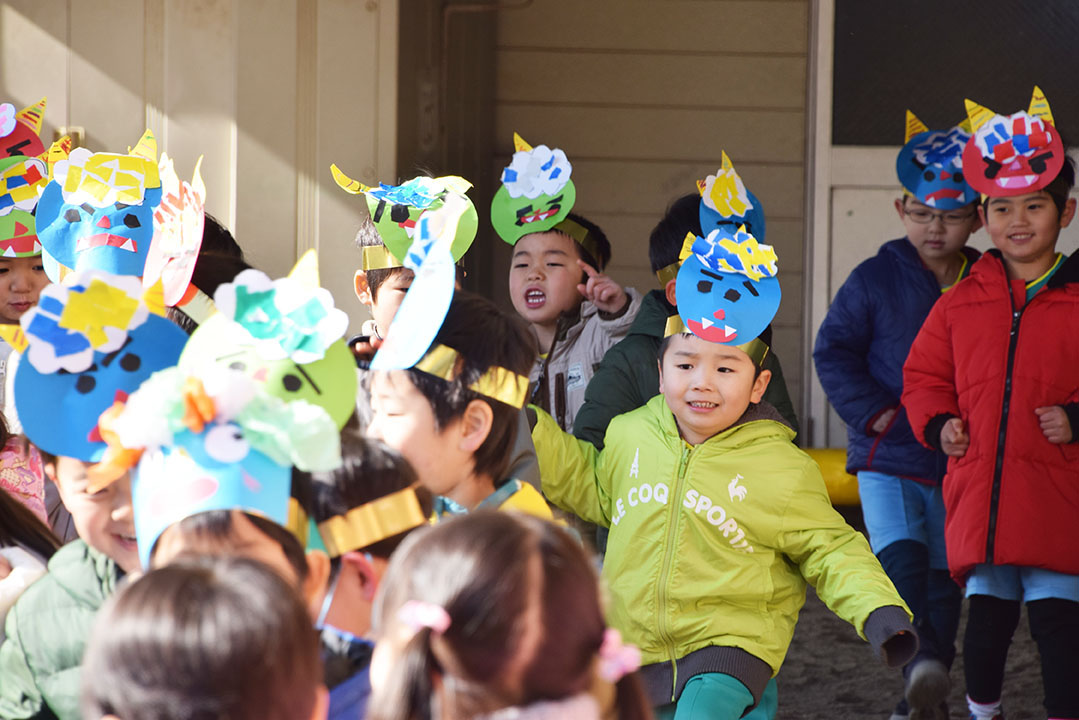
[294,362,321,395]
[100,337,135,367]
[701,269,726,282]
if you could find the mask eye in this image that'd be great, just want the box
[923,170,936,181]
[123,214,141,229]
[953,172,964,183]
[1029,152,1052,175]
[204,423,250,463]
[282,374,302,392]
[228,361,247,371]
[984,159,1002,179]
[697,280,713,293]
[75,375,96,394]
[120,353,141,372]
[390,204,409,223]
[724,288,741,303]
[63,208,82,223]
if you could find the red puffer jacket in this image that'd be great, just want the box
[903,250,1079,582]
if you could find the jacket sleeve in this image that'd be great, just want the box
[593,287,643,335]
[531,405,613,526]
[901,298,960,449]
[813,269,898,433]
[0,601,47,719]
[571,342,647,450]
[776,458,913,645]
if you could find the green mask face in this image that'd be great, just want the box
[490,181,576,245]
[0,209,40,257]
[180,313,358,429]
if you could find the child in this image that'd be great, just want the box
[0,414,46,524]
[571,156,799,451]
[492,134,641,432]
[0,270,187,720]
[301,431,434,720]
[0,458,135,720]
[0,486,60,643]
[903,88,1079,720]
[814,111,980,720]
[81,555,327,720]
[367,511,652,720]
[368,288,550,520]
[531,228,916,719]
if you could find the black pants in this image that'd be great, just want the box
[964,594,1079,718]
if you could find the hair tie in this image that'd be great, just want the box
[398,600,452,635]
[598,628,641,683]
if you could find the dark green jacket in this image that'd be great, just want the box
[573,290,800,449]
[0,540,121,720]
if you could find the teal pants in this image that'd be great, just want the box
[655,674,778,720]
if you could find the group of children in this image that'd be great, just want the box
[816,88,1079,720]
[0,86,1070,720]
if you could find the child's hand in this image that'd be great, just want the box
[351,335,383,362]
[940,417,969,457]
[576,260,628,315]
[1035,405,1073,444]
[870,408,897,434]
[0,554,11,580]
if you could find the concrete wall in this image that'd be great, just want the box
[0,0,397,332]
[493,0,811,421]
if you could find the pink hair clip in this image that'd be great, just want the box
[598,628,641,683]
[397,600,452,635]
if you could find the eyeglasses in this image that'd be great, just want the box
[904,208,975,225]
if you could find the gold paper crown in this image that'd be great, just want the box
[414,343,530,408]
[663,315,770,367]
[316,486,428,557]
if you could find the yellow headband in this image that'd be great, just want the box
[663,315,770,367]
[362,245,404,271]
[287,498,310,547]
[317,486,428,557]
[414,343,530,408]
[552,217,601,266]
[655,261,681,287]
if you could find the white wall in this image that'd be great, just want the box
[0,0,397,332]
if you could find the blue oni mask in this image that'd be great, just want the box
[11,274,188,461]
[132,423,292,568]
[896,126,977,210]
[696,153,767,242]
[675,227,780,345]
[36,182,162,278]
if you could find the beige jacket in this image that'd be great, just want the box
[530,288,642,432]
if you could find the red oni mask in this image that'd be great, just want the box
[963,111,1064,197]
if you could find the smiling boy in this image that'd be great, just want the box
[531,232,915,719]
[903,90,1079,720]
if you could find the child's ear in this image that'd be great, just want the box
[977,203,988,228]
[664,278,678,307]
[354,270,372,306]
[342,550,381,601]
[657,358,665,394]
[302,549,332,616]
[894,197,907,220]
[751,369,772,404]
[1060,197,1078,229]
[458,399,494,454]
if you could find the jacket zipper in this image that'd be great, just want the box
[986,304,1023,563]
[656,443,691,701]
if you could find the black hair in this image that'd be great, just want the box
[302,431,432,567]
[201,214,245,258]
[0,480,60,561]
[648,193,702,275]
[82,555,321,720]
[658,324,773,375]
[555,212,611,271]
[165,240,254,335]
[367,511,650,720]
[401,291,536,485]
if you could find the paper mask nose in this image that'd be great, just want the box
[96,216,111,229]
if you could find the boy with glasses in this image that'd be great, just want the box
[814,112,981,720]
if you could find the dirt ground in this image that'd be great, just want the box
[774,510,1046,720]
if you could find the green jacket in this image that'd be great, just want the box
[533,397,912,705]
[0,540,121,720]
[572,289,800,449]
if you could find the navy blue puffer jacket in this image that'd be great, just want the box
[813,238,979,483]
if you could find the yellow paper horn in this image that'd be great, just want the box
[513,132,532,153]
[330,163,371,195]
[129,129,157,162]
[0,324,28,354]
[288,248,320,289]
[904,110,928,143]
[1028,85,1054,127]
[957,117,972,135]
[15,97,46,135]
[964,98,995,134]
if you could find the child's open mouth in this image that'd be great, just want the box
[113,533,137,551]
[1008,232,1034,244]
[688,401,717,410]
[525,288,546,309]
